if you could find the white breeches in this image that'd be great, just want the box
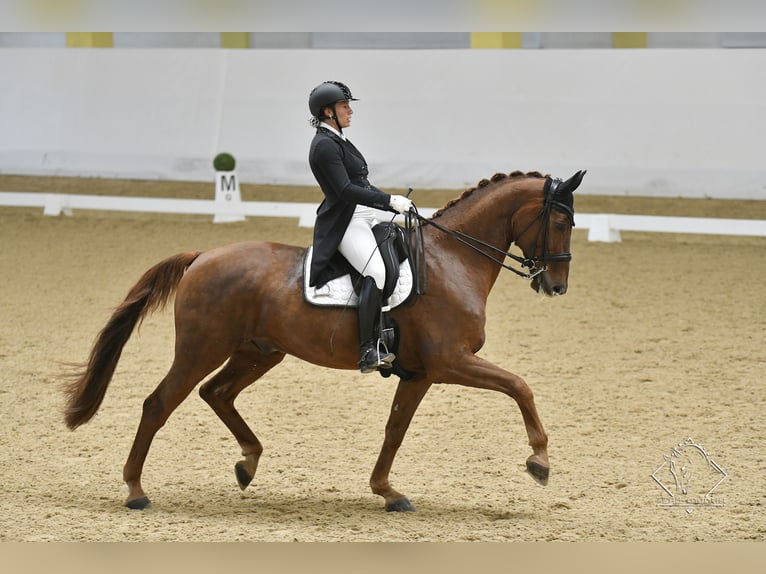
[337,206,386,290]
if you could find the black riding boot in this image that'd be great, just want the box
[358,276,395,374]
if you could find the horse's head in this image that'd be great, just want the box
[513,170,585,297]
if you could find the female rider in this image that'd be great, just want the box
[307,81,413,374]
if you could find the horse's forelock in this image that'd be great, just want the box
[432,170,549,219]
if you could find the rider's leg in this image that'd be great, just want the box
[337,216,386,290]
[356,275,395,373]
[338,216,394,373]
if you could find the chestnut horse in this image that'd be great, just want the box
[64,169,586,512]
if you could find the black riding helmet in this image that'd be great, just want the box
[309,81,358,133]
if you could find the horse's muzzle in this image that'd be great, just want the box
[531,273,568,297]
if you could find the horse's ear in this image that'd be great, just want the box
[560,170,586,194]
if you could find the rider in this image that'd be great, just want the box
[307,80,413,374]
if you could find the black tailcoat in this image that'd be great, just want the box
[308,127,394,287]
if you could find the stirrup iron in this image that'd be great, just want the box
[360,340,395,374]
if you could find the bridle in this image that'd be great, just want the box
[405,177,574,293]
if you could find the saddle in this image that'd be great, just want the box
[303,222,416,380]
[303,222,414,310]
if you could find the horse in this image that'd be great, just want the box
[63,169,586,512]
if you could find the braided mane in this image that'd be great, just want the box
[431,170,548,219]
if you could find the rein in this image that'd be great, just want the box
[404,177,573,290]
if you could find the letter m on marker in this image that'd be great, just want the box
[220,173,237,192]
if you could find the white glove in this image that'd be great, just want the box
[389,194,413,214]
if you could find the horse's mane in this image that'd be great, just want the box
[431,170,548,219]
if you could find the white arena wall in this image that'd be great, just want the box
[1,48,765,199]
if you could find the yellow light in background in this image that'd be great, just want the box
[470,32,522,49]
[612,32,647,48]
[66,32,113,48]
[221,32,250,49]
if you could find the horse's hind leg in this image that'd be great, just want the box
[199,344,285,491]
[123,359,221,509]
[370,376,432,511]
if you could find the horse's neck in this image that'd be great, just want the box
[426,179,540,285]
[432,180,538,253]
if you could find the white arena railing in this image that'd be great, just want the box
[1,191,765,243]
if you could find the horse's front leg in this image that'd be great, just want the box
[370,376,432,511]
[439,354,549,486]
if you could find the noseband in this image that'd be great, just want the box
[407,177,573,287]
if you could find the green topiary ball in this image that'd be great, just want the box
[213,152,236,171]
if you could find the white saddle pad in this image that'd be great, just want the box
[303,246,413,310]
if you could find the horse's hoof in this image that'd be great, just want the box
[385,497,416,512]
[526,459,550,486]
[235,461,253,490]
[125,496,151,510]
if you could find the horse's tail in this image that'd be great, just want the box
[63,251,202,430]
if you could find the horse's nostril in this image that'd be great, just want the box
[552,284,567,295]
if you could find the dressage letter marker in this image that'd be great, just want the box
[213,153,245,223]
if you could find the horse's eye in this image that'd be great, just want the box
[554,222,566,232]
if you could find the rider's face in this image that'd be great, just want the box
[326,100,352,129]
